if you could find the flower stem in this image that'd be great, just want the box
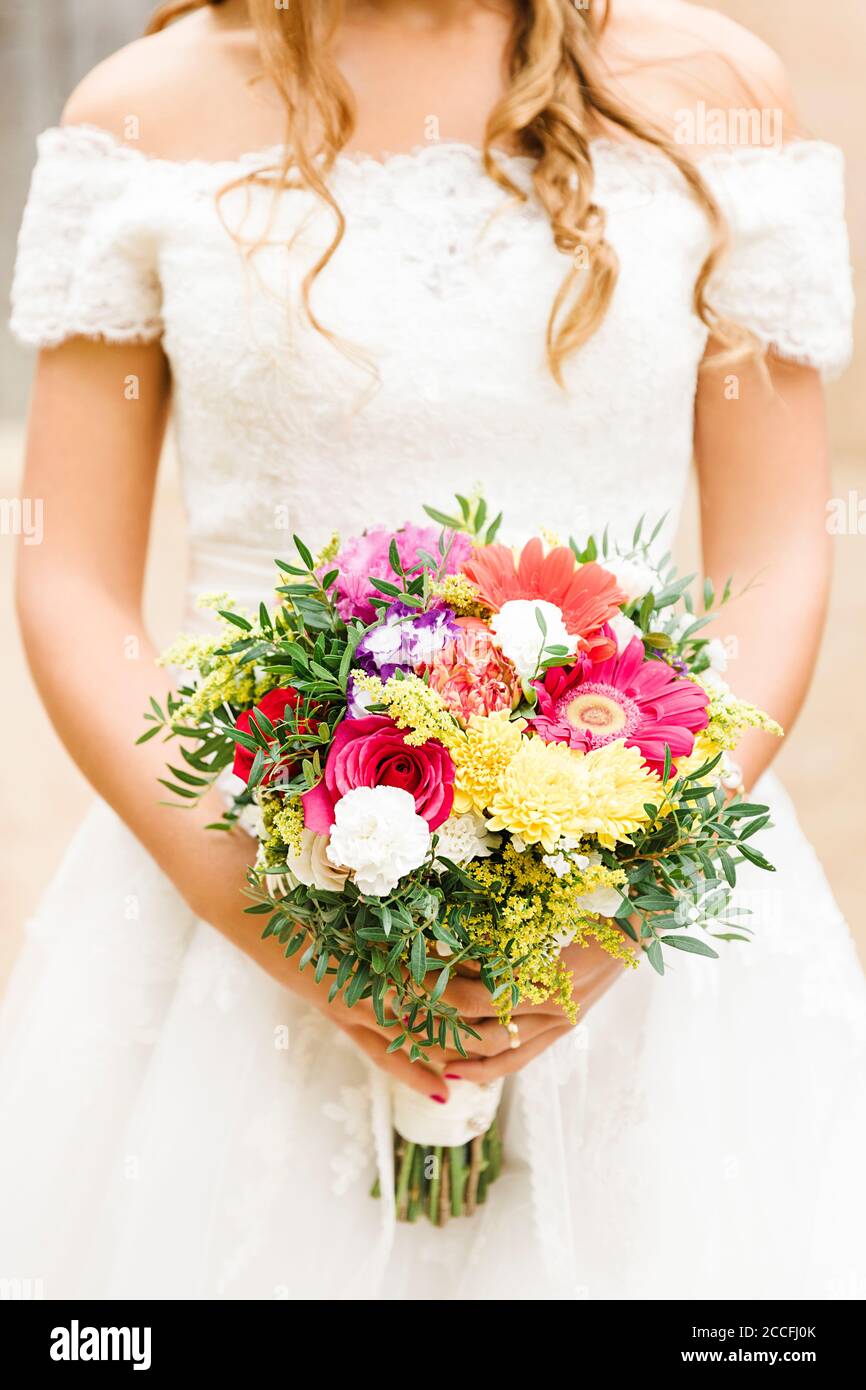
[466,1135,484,1214]
[439,1150,451,1225]
[449,1142,469,1217]
[407,1146,424,1222]
[428,1145,443,1224]
[395,1140,415,1221]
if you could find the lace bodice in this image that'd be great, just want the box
[11,125,853,609]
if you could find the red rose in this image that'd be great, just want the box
[302,715,454,833]
[232,687,304,785]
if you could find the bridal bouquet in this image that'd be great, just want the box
[142,497,781,1223]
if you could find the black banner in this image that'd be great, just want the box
[2,1298,860,1373]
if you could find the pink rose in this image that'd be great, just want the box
[302,715,455,833]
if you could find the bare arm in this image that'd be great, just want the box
[16,338,462,1094]
[694,343,832,789]
[16,339,263,918]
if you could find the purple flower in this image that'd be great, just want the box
[346,604,460,717]
[327,524,473,623]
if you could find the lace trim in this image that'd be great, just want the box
[15,126,852,374]
[9,315,163,350]
[41,121,843,182]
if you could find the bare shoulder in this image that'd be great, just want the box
[60,9,263,159]
[600,0,799,151]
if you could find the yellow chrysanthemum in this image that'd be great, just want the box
[486,737,659,852]
[573,740,662,848]
[451,710,527,815]
[484,739,578,852]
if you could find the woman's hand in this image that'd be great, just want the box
[434,936,638,1084]
[310,933,640,1098]
[189,831,460,1102]
[281,936,635,1100]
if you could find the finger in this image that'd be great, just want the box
[439,975,512,1018]
[329,986,406,1033]
[442,1025,574,1084]
[442,974,577,1021]
[438,1014,561,1063]
[343,1025,450,1103]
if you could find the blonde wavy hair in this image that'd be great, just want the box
[148,0,754,383]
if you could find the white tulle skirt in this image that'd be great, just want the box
[1,773,865,1300]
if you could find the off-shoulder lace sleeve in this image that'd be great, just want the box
[10,126,163,348]
[703,142,854,380]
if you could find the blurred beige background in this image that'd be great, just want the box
[1,0,865,993]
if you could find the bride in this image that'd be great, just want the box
[4,0,865,1299]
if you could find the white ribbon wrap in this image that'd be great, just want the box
[390,1076,504,1147]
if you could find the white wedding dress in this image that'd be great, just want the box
[3,125,864,1300]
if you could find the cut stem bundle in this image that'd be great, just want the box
[373,1118,502,1224]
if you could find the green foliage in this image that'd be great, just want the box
[244,855,523,1061]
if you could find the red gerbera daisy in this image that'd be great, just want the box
[462,539,625,662]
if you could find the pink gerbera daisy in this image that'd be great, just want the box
[530,636,710,776]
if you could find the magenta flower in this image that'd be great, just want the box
[530,636,709,776]
[328,524,473,623]
[302,715,455,832]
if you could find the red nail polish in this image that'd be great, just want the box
[443,1073,461,1080]
[431,1094,447,1104]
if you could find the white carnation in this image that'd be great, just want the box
[667,612,693,641]
[254,843,291,899]
[603,556,658,604]
[216,769,264,839]
[575,884,624,917]
[608,611,640,653]
[544,845,624,933]
[542,851,572,879]
[288,829,350,891]
[705,637,729,674]
[702,669,730,691]
[326,786,431,897]
[238,801,264,839]
[490,599,574,679]
[433,812,499,870]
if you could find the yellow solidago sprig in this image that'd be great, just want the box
[697,679,784,750]
[156,595,280,724]
[314,532,340,568]
[459,846,636,1021]
[351,671,463,749]
[485,737,660,852]
[428,572,489,618]
[257,793,305,870]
